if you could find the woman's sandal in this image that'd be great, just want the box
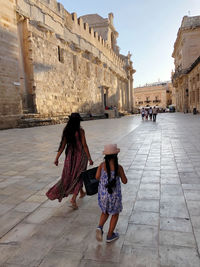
[69,200,78,210]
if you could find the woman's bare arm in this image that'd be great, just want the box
[80,129,93,165]
[54,137,67,166]
[118,165,127,184]
[95,162,103,180]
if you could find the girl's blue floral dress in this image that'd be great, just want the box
[98,168,122,215]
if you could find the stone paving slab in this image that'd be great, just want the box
[0,113,200,266]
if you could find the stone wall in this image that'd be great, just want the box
[29,23,127,115]
[0,0,22,129]
[16,0,133,114]
[0,0,135,129]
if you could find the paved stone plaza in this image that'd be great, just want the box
[0,113,200,267]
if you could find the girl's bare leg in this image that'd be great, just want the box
[107,214,119,238]
[98,212,109,227]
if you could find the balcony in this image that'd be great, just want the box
[172,68,188,81]
[153,99,161,103]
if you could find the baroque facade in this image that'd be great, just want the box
[134,81,176,110]
[0,0,135,129]
[172,16,200,113]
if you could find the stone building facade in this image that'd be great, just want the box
[0,0,135,129]
[172,16,200,113]
[188,57,200,112]
[134,81,176,110]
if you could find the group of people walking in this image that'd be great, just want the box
[141,106,158,122]
[46,113,127,243]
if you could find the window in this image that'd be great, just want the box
[58,46,64,63]
[111,32,114,50]
[192,91,195,103]
[145,97,150,103]
[73,55,77,72]
[197,73,200,81]
[95,66,98,77]
[153,96,160,103]
[86,62,90,78]
[104,93,107,107]
[197,88,199,103]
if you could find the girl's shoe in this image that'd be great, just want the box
[106,232,119,243]
[96,227,103,241]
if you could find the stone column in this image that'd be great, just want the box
[129,76,133,112]
[100,86,104,109]
[126,80,130,111]
[121,83,124,110]
[17,15,28,112]
[17,15,35,113]
[195,85,198,109]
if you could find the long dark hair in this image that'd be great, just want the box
[58,116,81,151]
[105,154,118,194]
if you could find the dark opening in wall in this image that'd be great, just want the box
[58,46,64,63]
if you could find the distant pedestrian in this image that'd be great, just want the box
[114,105,118,118]
[145,108,149,120]
[46,113,93,209]
[153,106,158,122]
[141,108,145,121]
[149,107,153,120]
[95,144,127,243]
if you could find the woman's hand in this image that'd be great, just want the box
[89,159,93,165]
[54,159,59,166]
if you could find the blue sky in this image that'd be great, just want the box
[59,0,200,87]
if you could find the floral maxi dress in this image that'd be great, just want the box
[46,131,88,202]
[98,169,122,215]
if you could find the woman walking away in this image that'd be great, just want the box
[149,107,153,120]
[145,108,149,120]
[95,144,127,243]
[141,108,145,121]
[46,113,93,209]
[153,106,158,122]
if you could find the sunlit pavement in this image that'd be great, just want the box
[0,113,200,266]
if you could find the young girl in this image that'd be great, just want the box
[46,113,93,209]
[95,144,127,242]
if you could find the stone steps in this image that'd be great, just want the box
[18,114,68,128]
[18,113,107,128]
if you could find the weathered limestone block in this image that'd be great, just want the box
[16,0,31,17]
[31,5,44,23]
[44,14,63,34]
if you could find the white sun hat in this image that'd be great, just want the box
[103,144,120,155]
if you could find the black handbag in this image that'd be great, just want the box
[81,167,99,195]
